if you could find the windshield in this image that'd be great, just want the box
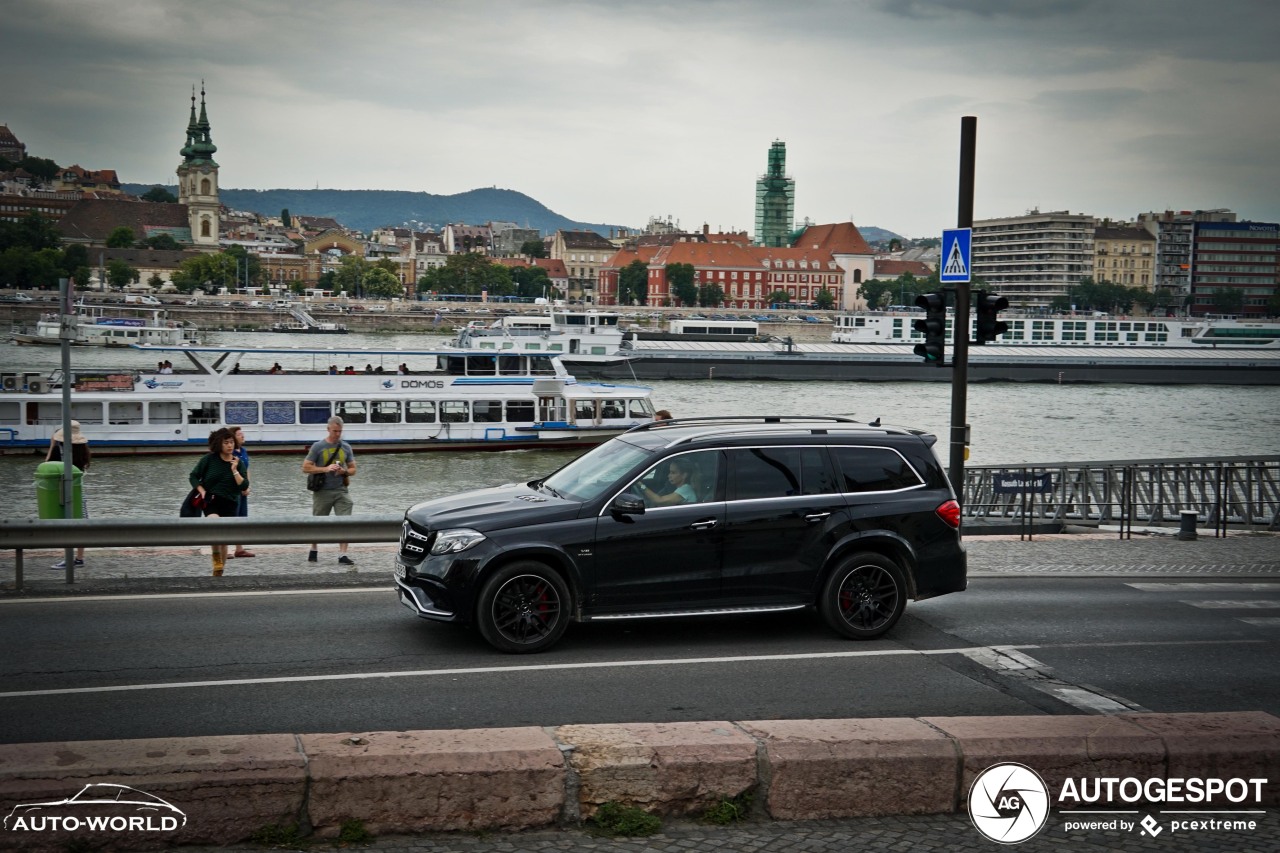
[541,438,652,503]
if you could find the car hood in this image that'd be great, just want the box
[405,483,582,532]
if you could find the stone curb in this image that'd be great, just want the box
[1,711,1276,850]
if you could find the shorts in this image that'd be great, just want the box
[312,487,353,516]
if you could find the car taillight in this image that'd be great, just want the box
[935,499,961,529]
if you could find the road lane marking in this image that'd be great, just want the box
[1181,600,1280,609]
[1126,582,1280,592]
[960,647,1149,715]
[0,588,392,604]
[0,645,1041,699]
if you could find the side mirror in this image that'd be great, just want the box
[610,493,646,516]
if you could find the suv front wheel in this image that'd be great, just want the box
[476,562,571,653]
[819,552,907,640]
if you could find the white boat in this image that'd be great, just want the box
[0,344,657,456]
[454,309,629,359]
[10,304,200,348]
[831,311,1280,349]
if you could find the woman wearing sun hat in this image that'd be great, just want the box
[46,420,92,569]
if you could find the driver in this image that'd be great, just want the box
[640,457,697,506]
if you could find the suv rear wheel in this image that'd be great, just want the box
[476,562,571,653]
[819,552,907,640]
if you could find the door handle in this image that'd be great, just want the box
[689,519,718,530]
[804,511,832,522]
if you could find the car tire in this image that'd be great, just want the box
[475,561,571,654]
[819,552,907,640]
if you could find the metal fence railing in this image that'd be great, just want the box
[962,456,1280,539]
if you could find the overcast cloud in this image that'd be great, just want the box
[3,0,1277,237]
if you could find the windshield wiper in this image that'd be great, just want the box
[540,482,565,499]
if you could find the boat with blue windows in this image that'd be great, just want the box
[0,344,657,456]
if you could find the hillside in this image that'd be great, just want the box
[120,185,626,236]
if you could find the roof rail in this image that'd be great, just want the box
[630,415,858,433]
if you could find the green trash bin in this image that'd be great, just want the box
[35,461,83,519]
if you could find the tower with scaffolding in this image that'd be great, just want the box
[754,140,795,248]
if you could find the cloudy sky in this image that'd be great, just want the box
[4,0,1278,238]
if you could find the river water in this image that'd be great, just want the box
[2,330,1278,520]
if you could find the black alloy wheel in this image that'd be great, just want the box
[819,552,907,640]
[476,562,571,653]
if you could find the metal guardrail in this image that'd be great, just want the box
[962,456,1280,537]
[0,516,402,591]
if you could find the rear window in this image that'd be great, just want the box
[829,446,922,493]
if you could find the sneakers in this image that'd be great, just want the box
[307,550,318,563]
[51,558,85,569]
[338,555,355,566]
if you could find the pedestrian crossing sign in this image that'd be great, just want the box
[941,228,972,283]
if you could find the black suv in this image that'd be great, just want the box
[395,416,966,653]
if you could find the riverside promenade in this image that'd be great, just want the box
[2,530,1277,853]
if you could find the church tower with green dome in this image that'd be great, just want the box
[176,84,221,248]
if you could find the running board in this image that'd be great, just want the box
[588,604,807,621]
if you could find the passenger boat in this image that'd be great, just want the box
[10,304,200,348]
[831,311,1280,349]
[0,344,657,456]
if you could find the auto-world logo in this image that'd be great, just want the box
[4,783,186,834]
[968,762,1050,844]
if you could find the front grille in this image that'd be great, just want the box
[399,519,433,561]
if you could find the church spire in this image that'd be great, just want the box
[180,86,197,160]
[188,82,218,165]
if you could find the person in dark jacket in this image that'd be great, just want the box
[189,427,249,576]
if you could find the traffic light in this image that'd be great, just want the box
[913,291,947,365]
[974,290,1009,344]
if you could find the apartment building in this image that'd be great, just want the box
[549,229,616,301]
[1189,220,1279,317]
[1137,209,1236,301]
[1092,225,1155,288]
[971,210,1094,309]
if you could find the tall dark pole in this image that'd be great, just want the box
[949,116,977,508]
[58,276,76,582]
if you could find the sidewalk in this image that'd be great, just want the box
[2,528,1278,595]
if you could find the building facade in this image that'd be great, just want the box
[1137,209,1236,303]
[971,210,1095,309]
[1092,225,1155,288]
[549,229,616,301]
[1189,221,1279,317]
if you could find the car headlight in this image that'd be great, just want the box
[430,528,486,555]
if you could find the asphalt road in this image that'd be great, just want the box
[1,574,1276,744]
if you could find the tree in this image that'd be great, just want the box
[814,288,835,310]
[519,239,547,258]
[223,245,261,290]
[281,208,292,228]
[144,233,181,250]
[361,267,404,299]
[617,260,649,305]
[1210,287,1244,315]
[17,156,59,182]
[698,283,725,307]
[148,272,165,289]
[171,252,238,293]
[60,243,91,287]
[416,253,512,297]
[141,186,178,203]
[0,211,61,252]
[766,288,792,307]
[332,255,371,296]
[509,264,552,299]
[106,226,136,248]
[105,258,139,290]
[666,263,697,306]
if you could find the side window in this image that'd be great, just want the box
[830,446,923,493]
[728,447,803,500]
[800,447,838,495]
[635,450,720,507]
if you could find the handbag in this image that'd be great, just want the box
[306,472,327,492]
[180,488,205,517]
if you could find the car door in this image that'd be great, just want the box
[589,450,725,612]
[720,445,847,603]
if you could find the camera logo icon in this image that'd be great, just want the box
[968,762,1051,844]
